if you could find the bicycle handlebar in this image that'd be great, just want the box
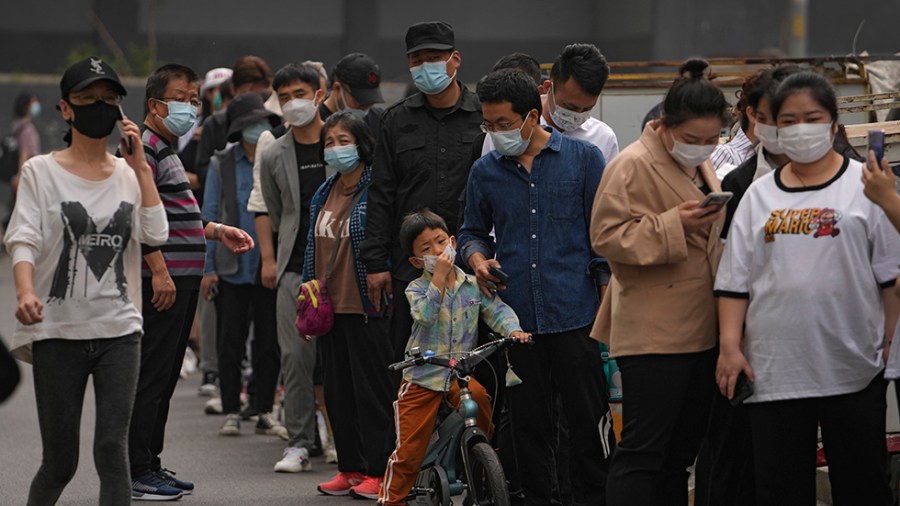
[388,335,530,373]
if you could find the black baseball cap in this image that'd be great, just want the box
[226,92,281,142]
[405,21,455,55]
[60,56,127,98]
[333,53,384,106]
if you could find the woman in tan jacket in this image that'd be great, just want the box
[590,59,729,506]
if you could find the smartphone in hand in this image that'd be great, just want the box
[699,191,733,209]
[729,371,754,406]
[207,283,219,301]
[488,266,509,285]
[868,130,885,166]
[117,105,133,155]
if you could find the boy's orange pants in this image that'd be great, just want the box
[378,379,493,505]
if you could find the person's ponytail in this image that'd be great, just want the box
[662,58,729,128]
[679,58,711,80]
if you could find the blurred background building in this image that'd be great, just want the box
[1,0,896,151]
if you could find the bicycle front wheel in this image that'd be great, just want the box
[464,442,509,506]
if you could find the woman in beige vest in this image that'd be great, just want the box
[590,59,729,506]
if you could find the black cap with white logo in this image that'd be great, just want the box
[60,56,127,98]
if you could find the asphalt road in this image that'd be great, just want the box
[0,255,354,506]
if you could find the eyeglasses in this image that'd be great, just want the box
[480,116,525,134]
[157,97,203,111]
[68,94,122,106]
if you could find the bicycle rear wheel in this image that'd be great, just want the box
[464,442,509,506]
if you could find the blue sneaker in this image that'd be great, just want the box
[156,468,194,495]
[132,472,183,501]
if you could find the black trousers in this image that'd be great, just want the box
[321,314,395,477]
[606,348,716,506]
[748,375,891,506]
[129,286,198,476]
[216,281,279,414]
[32,334,140,505]
[506,325,611,506]
[0,336,19,403]
[389,277,413,364]
[473,323,522,501]
[694,393,755,506]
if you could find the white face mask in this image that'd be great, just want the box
[754,122,785,155]
[281,98,318,127]
[548,83,592,132]
[418,244,456,274]
[667,131,717,168]
[777,123,833,164]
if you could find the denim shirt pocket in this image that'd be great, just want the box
[549,181,581,221]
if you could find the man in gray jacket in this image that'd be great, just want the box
[248,62,333,473]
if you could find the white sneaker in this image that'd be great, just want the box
[180,348,198,379]
[219,413,241,436]
[204,397,223,415]
[274,446,312,473]
[325,446,338,464]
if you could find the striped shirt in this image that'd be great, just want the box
[711,128,756,180]
[404,267,522,392]
[141,128,206,286]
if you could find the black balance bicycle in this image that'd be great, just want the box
[388,335,524,506]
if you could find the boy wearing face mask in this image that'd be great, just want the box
[459,69,611,506]
[128,63,206,499]
[250,62,335,473]
[379,209,530,506]
[200,92,283,440]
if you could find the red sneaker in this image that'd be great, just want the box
[349,475,383,500]
[318,472,365,496]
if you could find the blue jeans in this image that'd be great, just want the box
[28,333,140,506]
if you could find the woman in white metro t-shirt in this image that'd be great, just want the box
[714,72,899,506]
[4,59,167,505]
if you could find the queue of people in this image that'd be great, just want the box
[4,18,900,506]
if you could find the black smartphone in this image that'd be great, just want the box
[117,104,133,155]
[488,266,509,285]
[207,283,219,301]
[699,191,733,209]
[730,371,754,406]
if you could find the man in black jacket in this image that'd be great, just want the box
[360,21,483,361]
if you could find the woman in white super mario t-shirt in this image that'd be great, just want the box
[714,71,900,506]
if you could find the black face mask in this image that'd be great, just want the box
[67,100,120,139]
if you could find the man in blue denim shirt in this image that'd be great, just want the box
[458,69,613,506]
[201,92,283,439]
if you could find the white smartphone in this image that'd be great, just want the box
[699,191,733,209]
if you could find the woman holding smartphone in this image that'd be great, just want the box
[591,58,728,506]
[715,71,899,505]
[5,57,169,505]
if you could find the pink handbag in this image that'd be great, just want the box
[295,279,334,336]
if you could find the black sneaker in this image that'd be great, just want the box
[240,405,260,421]
[155,468,194,495]
[132,472,183,501]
